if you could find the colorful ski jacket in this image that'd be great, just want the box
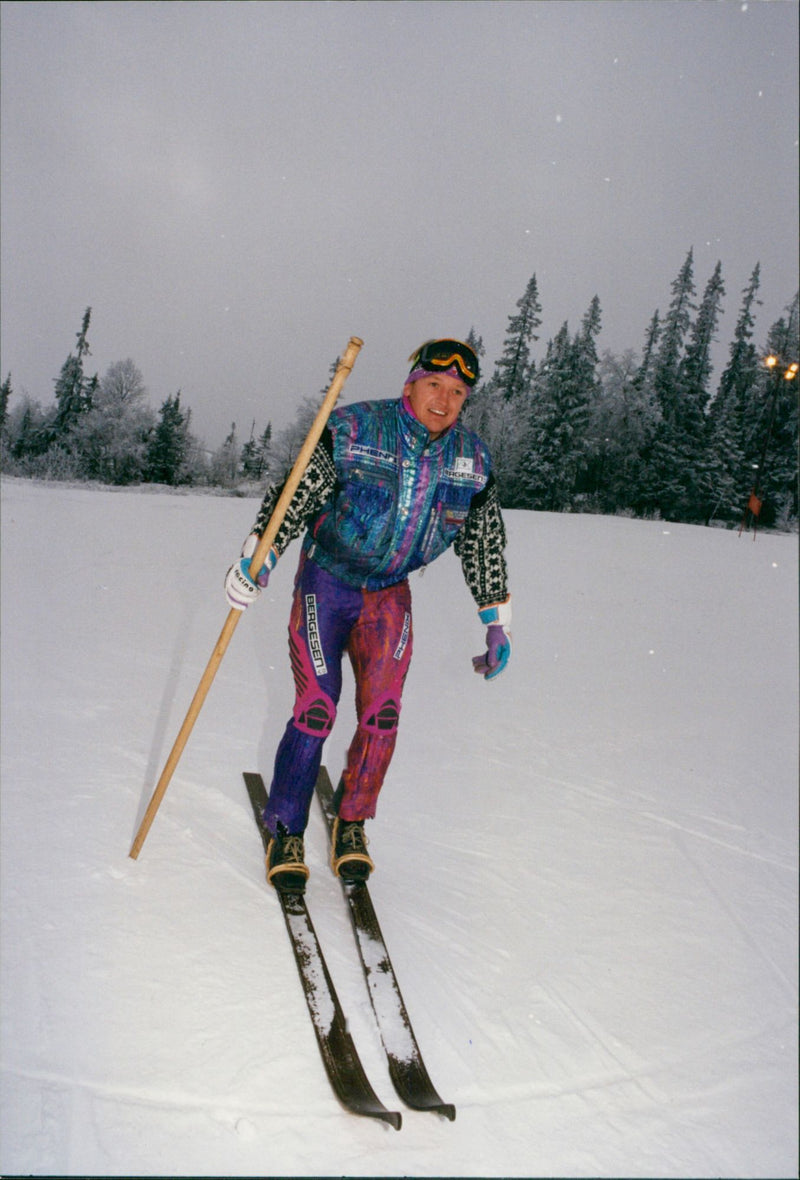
[252,397,508,609]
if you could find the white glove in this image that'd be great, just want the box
[224,533,276,610]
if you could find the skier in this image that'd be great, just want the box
[225,338,511,892]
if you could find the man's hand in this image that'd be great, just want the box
[472,599,512,681]
[224,533,274,610]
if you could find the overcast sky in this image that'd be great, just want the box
[1,0,798,446]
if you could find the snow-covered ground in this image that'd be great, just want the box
[1,475,797,1178]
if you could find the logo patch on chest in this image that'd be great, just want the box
[444,456,484,487]
[348,443,397,468]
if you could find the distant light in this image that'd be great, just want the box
[785,363,799,381]
[764,355,778,368]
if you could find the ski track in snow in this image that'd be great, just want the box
[1,477,797,1178]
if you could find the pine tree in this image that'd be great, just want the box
[586,349,657,512]
[713,264,762,413]
[745,295,800,526]
[465,327,485,366]
[463,277,542,505]
[0,374,11,440]
[240,421,260,480]
[520,323,572,510]
[515,309,597,512]
[256,422,273,481]
[52,307,95,440]
[239,421,273,482]
[653,250,696,425]
[146,392,190,485]
[211,423,240,487]
[634,310,661,394]
[682,261,725,418]
[679,261,726,521]
[495,273,542,402]
[642,250,697,518]
[704,265,762,523]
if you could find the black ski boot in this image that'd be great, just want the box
[266,824,310,894]
[331,817,374,883]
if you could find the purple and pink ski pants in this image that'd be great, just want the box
[265,554,413,834]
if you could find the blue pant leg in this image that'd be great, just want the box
[265,559,360,834]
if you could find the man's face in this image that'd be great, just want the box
[405,372,468,438]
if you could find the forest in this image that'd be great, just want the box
[2,249,797,529]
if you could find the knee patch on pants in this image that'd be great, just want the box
[359,691,401,734]
[293,690,337,736]
[289,628,338,736]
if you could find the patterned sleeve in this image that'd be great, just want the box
[251,428,337,558]
[453,473,510,609]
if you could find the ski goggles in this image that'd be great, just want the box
[407,339,480,387]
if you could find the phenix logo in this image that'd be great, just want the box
[393,611,411,661]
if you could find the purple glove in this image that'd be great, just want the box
[472,599,512,681]
[224,533,276,610]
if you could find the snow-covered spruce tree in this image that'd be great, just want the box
[704,264,762,524]
[677,260,726,522]
[465,327,485,361]
[146,392,192,485]
[210,422,241,488]
[570,295,603,507]
[514,298,600,512]
[468,274,542,506]
[51,307,96,445]
[3,396,50,469]
[744,294,799,527]
[585,348,658,514]
[460,328,492,438]
[496,274,542,403]
[640,249,697,519]
[514,323,570,510]
[635,309,662,395]
[0,373,10,439]
[241,421,273,482]
[0,373,14,471]
[240,422,259,481]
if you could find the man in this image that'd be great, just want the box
[225,338,511,892]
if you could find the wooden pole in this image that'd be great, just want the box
[129,336,364,859]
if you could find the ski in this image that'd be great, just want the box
[243,772,401,1130]
[315,766,456,1121]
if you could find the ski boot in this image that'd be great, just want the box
[331,817,374,883]
[266,824,310,894]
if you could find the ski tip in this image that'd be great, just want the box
[344,1100,401,1130]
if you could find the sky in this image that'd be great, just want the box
[1,0,798,448]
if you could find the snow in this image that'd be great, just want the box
[1,474,797,1178]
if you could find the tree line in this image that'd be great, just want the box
[464,252,797,528]
[1,251,797,528]
[0,308,277,489]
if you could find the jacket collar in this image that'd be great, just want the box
[397,395,450,455]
